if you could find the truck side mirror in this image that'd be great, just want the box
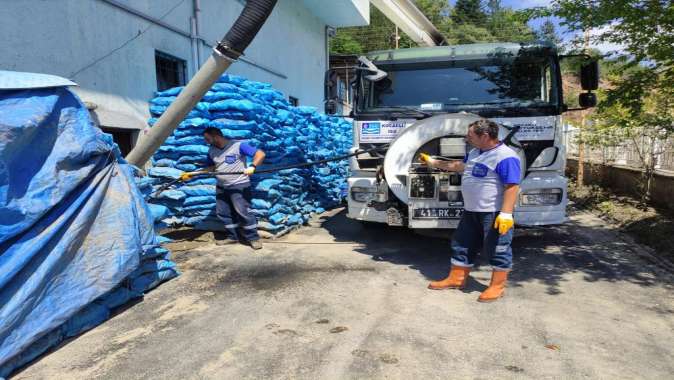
[324,69,339,114]
[324,69,339,100]
[325,99,338,115]
[579,92,597,108]
[580,61,599,91]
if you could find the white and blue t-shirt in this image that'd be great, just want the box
[461,143,521,212]
[207,140,257,188]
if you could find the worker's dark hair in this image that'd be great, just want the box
[203,126,224,137]
[469,119,499,140]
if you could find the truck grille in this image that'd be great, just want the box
[410,175,436,198]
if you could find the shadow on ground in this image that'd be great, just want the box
[318,208,674,296]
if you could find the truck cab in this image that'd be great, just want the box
[326,42,598,229]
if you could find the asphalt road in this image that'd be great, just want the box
[15,208,674,379]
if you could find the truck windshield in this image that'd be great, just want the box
[359,56,559,113]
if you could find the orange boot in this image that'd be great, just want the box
[428,266,471,290]
[477,270,508,302]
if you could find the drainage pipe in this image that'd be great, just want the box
[126,0,278,167]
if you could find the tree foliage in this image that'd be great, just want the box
[330,6,415,54]
[552,0,674,201]
[330,1,542,55]
[452,0,487,25]
[554,0,673,107]
[537,20,561,47]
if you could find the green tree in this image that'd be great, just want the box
[452,0,488,25]
[451,24,496,44]
[486,0,501,14]
[487,7,536,42]
[553,0,673,99]
[331,5,412,54]
[331,0,540,54]
[552,0,674,202]
[414,0,452,27]
[537,20,561,46]
[588,66,674,203]
[554,0,673,70]
[330,32,362,55]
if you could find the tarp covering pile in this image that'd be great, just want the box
[143,74,352,235]
[0,84,177,377]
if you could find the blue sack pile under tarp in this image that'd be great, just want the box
[0,82,177,376]
[142,74,352,235]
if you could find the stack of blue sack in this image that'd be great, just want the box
[143,74,353,235]
[0,78,178,377]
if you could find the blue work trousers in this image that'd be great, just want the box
[450,211,513,271]
[215,185,259,242]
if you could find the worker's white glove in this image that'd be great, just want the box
[243,166,256,176]
[493,212,514,235]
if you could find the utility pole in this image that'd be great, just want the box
[577,29,590,188]
[395,25,400,49]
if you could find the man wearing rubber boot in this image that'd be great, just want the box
[423,119,520,302]
[181,127,266,250]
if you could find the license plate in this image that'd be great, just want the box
[413,208,463,219]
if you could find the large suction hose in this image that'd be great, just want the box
[126,0,277,167]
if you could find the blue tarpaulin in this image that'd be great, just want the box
[0,78,166,373]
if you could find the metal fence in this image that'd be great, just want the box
[564,124,674,173]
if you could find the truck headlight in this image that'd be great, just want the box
[520,188,562,206]
[351,186,386,203]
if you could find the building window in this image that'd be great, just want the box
[155,51,186,91]
[288,96,299,106]
[100,127,135,157]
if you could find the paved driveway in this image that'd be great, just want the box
[15,208,674,379]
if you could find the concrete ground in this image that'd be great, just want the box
[15,208,674,379]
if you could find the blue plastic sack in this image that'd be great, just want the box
[152,189,186,201]
[63,303,110,338]
[147,166,183,179]
[269,213,286,225]
[180,185,216,197]
[145,73,354,235]
[255,179,283,191]
[251,199,272,210]
[130,269,179,293]
[257,221,284,233]
[183,195,215,206]
[133,259,177,276]
[208,99,264,113]
[209,118,257,130]
[142,246,171,259]
[160,144,210,156]
[96,287,139,310]
[220,128,253,139]
[183,203,215,212]
[175,163,199,172]
[148,203,171,221]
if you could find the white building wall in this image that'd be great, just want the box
[198,0,327,107]
[0,0,368,145]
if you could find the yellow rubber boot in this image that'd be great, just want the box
[428,266,471,290]
[477,270,508,302]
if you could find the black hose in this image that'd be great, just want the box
[211,146,383,176]
[215,0,278,60]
